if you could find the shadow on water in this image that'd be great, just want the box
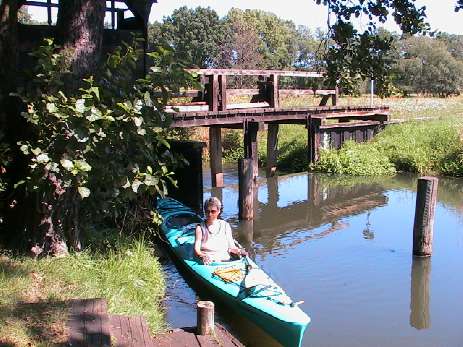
[164,170,463,347]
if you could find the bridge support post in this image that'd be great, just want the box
[308,117,322,164]
[266,124,279,177]
[218,74,227,111]
[209,127,223,188]
[244,121,259,180]
[267,74,279,108]
[239,158,254,220]
[207,74,219,111]
[332,86,338,106]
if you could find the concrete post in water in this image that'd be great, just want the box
[239,158,254,220]
[266,124,279,177]
[413,176,438,256]
[410,257,431,330]
[209,126,223,187]
[197,301,215,335]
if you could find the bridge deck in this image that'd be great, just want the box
[170,105,389,127]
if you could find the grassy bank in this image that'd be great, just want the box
[211,95,463,174]
[0,235,166,346]
[313,118,463,176]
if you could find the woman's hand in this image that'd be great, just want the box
[200,254,212,265]
[229,248,248,258]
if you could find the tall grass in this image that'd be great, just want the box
[312,118,463,176]
[0,236,166,346]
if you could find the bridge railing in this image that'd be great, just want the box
[164,68,338,112]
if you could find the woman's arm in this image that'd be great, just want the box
[194,225,203,257]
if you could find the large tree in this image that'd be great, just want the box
[155,6,228,68]
[0,0,192,256]
[314,0,429,93]
[394,36,463,96]
[55,0,105,76]
[225,8,299,69]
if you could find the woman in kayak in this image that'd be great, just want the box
[194,197,246,264]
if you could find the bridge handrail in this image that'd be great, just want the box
[186,68,324,78]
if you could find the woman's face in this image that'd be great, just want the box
[205,204,220,223]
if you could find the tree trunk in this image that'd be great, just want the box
[55,0,105,77]
[0,0,21,95]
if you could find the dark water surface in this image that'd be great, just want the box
[161,168,463,347]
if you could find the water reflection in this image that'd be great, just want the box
[165,171,463,347]
[243,174,388,254]
[410,257,431,330]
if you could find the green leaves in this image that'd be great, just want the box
[16,37,191,237]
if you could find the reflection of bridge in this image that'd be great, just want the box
[167,69,391,188]
[228,174,388,253]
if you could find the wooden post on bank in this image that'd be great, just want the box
[197,301,215,335]
[239,158,254,220]
[413,176,438,257]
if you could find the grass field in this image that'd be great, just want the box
[0,235,166,346]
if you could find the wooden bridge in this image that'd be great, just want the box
[166,69,390,189]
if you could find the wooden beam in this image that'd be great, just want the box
[318,94,330,106]
[188,69,324,78]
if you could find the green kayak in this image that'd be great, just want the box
[158,197,310,347]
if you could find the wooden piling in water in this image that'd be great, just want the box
[197,301,215,335]
[413,176,438,257]
[308,117,322,164]
[244,121,259,180]
[209,126,223,188]
[239,158,254,220]
[266,124,279,177]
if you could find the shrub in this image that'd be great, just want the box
[222,130,244,162]
[312,140,396,176]
[375,120,462,174]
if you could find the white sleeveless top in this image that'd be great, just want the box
[201,219,235,262]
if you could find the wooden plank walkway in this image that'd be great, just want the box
[67,298,111,347]
[67,298,243,347]
[109,315,155,347]
[152,325,244,347]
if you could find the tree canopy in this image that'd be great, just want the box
[153,6,228,68]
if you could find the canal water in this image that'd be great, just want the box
[161,167,463,347]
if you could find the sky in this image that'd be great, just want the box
[149,0,463,35]
[26,0,463,35]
